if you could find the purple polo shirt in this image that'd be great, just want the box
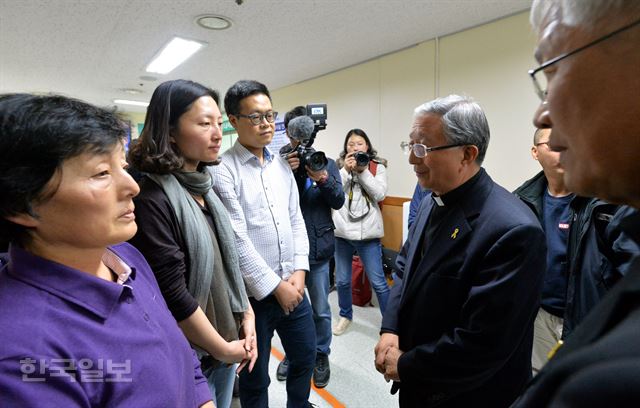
[0,243,211,407]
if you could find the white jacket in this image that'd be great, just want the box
[332,162,387,241]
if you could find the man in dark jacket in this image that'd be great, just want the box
[276,106,344,388]
[375,95,545,407]
[514,128,637,373]
[512,1,640,406]
[408,182,430,229]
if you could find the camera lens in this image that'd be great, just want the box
[306,151,328,172]
[354,151,370,167]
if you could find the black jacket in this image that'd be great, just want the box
[514,171,638,337]
[294,158,345,264]
[512,212,640,407]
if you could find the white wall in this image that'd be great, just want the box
[272,11,542,198]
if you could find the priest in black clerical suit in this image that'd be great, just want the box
[375,95,545,408]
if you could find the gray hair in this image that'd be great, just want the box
[414,95,490,165]
[530,0,640,35]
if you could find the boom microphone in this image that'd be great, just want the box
[287,115,315,144]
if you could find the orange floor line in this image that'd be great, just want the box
[270,347,346,408]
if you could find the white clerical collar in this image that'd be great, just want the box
[432,195,445,207]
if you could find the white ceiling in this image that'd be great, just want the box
[0,0,530,113]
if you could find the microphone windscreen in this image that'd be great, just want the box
[288,116,315,142]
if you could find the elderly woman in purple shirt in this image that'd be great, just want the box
[0,94,214,407]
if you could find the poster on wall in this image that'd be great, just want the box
[268,116,288,155]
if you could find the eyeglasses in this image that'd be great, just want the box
[400,141,464,158]
[529,18,640,101]
[234,111,278,126]
[535,141,549,147]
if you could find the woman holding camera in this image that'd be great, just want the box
[331,128,389,336]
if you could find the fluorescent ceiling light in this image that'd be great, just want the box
[113,99,149,107]
[146,37,206,74]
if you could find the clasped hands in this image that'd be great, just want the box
[274,269,306,315]
[236,306,258,374]
[374,333,404,382]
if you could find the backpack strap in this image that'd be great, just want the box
[369,161,378,176]
[368,161,383,209]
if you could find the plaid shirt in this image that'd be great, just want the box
[209,141,309,300]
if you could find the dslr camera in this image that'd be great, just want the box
[353,151,371,167]
[280,104,328,172]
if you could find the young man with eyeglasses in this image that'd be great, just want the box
[514,128,637,375]
[210,80,316,408]
[512,1,640,406]
[374,95,545,407]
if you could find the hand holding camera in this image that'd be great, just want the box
[284,150,301,171]
[345,151,371,173]
[284,149,327,182]
[307,167,328,184]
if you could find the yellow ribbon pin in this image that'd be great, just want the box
[547,340,564,360]
[451,228,459,239]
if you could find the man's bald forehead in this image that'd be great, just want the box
[533,128,550,145]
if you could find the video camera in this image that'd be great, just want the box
[280,104,328,172]
[306,103,327,133]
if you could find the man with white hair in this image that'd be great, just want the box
[513,1,640,405]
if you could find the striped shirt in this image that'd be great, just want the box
[209,141,309,300]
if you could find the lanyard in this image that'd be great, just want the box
[348,177,371,220]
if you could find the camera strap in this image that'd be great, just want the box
[347,161,379,220]
[348,180,371,221]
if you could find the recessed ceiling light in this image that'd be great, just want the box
[146,37,206,75]
[119,88,143,95]
[113,99,149,107]
[196,14,233,30]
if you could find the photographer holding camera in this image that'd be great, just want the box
[277,106,344,389]
[332,129,389,336]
